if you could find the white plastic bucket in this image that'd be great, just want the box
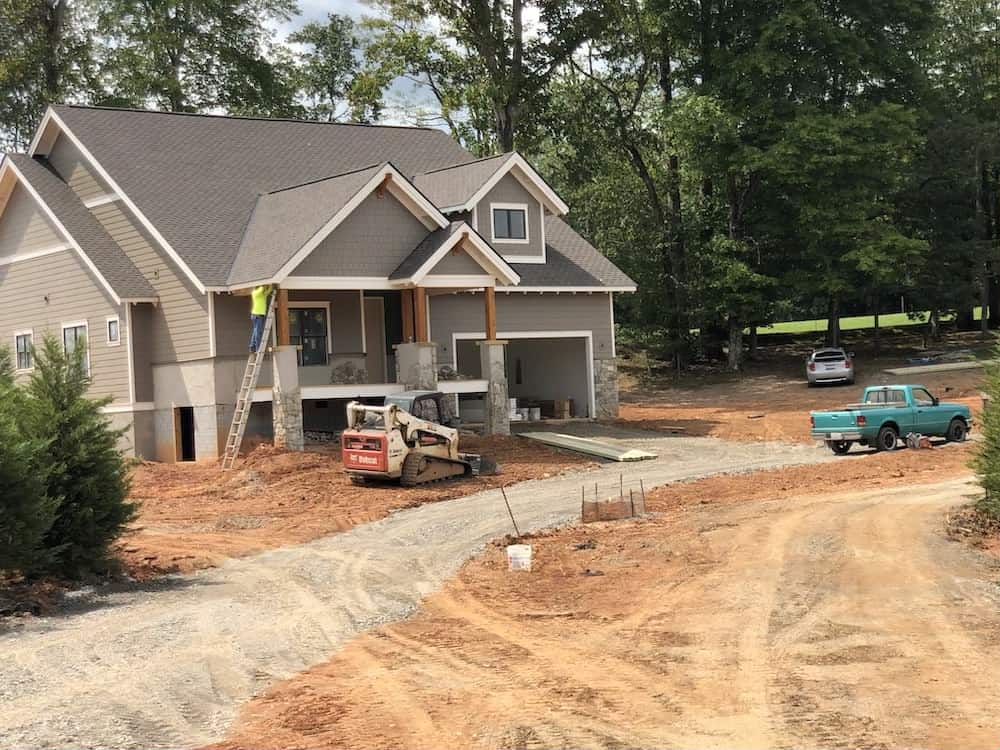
[506,544,532,571]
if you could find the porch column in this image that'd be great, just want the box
[394,342,438,390]
[478,339,509,436]
[484,286,497,340]
[401,289,415,342]
[414,286,428,342]
[271,287,303,450]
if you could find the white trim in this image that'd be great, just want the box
[287,301,333,355]
[13,329,34,372]
[408,224,520,286]
[502,255,546,264]
[106,315,121,347]
[490,202,530,245]
[497,285,637,293]
[61,320,91,375]
[251,383,407,402]
[280,276,397,290]
[273,164,449,282]
[3,160,122,304]
[440,153,570,215]
[100,401,155,414]
[472,204,478,231]
[438,378,488,394]
[0,242,70,266]
[207,292,216,358]
[608,292,617,358]
[358,290,367,353]
[451,329,596,418]
[82,192,121,209]
[31,108,207,294]
[125,304,136,403]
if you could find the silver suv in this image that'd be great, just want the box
[806,347,855,386]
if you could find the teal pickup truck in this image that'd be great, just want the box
[810,385,971,454]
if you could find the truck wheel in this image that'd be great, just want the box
[827,440,853,455]
[875,425,899,452]
[947,418,968,443]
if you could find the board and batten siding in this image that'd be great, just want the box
[0,183,63,258]
[289,192,430,278]
[429,291,615,363]
[473,173,544,261]
[0,248,130,402]
[90,201,210,363]
[46,134,114,203]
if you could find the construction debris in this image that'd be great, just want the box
[520,432,657,461]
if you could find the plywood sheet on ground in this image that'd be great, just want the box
[519,432,657,461]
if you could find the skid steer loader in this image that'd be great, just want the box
[341,391,493,486]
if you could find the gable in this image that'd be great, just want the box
[474,173,545,262]
[0,182,64,259]
[47,133,114,203]
[426,247,486,276]
[289,190,431,278]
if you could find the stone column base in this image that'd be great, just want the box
[394,342,438,390]
[272,346,304,450]
[594,358,620,419]
[478,340,509,436]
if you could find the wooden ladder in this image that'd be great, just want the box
[221,294,276,470]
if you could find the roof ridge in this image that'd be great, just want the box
[53,104,447,133]
[416,152,510,176]
[265,163,385,195]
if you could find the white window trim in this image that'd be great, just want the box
[13,329,34,372]
[288,301,333,356]
[490,202,530,245]
[106,315,121,346]
[61,320,91,374]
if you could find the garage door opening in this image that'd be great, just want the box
[455,335,592,418]
[175,406,195,462]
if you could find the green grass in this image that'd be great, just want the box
[756,307,986,336]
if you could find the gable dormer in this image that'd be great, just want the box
[414,152,569,265]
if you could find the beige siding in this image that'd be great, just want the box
[47,133,114,202]
[0,183,63,257]
[290,192,430,277]
[91,201,210,363]
[429,291,615,363]
[473,173,544,261]
[0,249,130,402]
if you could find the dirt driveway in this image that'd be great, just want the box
[0,432,827,750]
[212,472,1000,750]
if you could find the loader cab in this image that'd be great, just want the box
[384,391,456,427]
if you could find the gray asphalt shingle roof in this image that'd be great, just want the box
[228,164,383,286]
[412,154,512,209]
[52,105,475,288]
[389,222,464,280]
[7,154,155,300]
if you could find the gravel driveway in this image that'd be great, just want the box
[0,432,830,750]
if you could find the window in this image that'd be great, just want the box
[14,331,32,371]
[491,204,528,242]
[62,323,89,375]
[913,388,936,407]
[107,316,120,346]
[289,307,328,366]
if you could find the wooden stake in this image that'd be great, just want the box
[501,485,521,538]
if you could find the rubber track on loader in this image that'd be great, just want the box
[400,453,469,486]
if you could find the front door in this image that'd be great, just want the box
[364,297,387,382]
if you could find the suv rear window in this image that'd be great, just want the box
[814,351,846,362]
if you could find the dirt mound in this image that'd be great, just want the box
[118,438,592,579]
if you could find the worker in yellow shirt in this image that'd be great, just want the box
[249,285,272,353]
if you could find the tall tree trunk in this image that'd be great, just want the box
[929,308,941,341]
[43,0,68,100]
[727,315,742,372]
[748,325,758,359]
[827,297,841,347]
[982,263,991,335]
[873,292,880,360]
[956,306,975,331]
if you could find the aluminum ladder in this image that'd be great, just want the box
[221,294,276,470]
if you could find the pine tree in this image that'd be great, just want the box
[973,350,1000,519]
[21,336,137,578]
[0,347,55,576]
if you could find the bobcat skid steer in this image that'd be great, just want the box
[341,391,494,486]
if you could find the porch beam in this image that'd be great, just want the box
[275,287,290,346]
[414,286,428,342]
[484,285,497,340]
[401,289,415,342]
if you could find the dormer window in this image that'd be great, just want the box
[491,203,529,243]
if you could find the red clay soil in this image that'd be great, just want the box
[118,435,593,579]
[618,368,985,444]
[204,443,985,750]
